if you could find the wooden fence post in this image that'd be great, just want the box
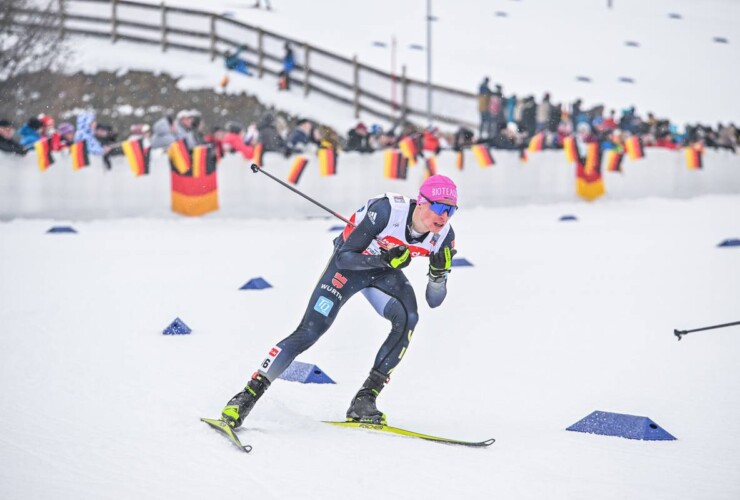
[303,44,310,97]
[58,0,66,37]
[160,2,167,52]
[257,29,264,78]
[352,55,360,119]
[209,14,216,61]
[111,0,118,43]
[401,65,408,123]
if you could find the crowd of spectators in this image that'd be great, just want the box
[476,77,739,154]
[3,83,738,164]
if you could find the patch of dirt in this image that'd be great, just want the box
[0,69,292,134]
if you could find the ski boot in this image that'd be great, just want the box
[346,370,388,425]
[221,373,270,429]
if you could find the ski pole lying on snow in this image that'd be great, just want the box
[674,321,740,341]
[250,163,391,250]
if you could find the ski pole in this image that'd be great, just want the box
[674,321,740,341]
[250,163,391,249]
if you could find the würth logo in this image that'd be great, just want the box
[332,273,348,289]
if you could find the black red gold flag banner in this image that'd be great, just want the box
[563,136,579,163]
[625,135,644,160]
[253,143,264,167]
[425,155,438,179]
[318,148,337,176]
[287,156,309,184]
[471,144,494,167]
[70,141,89,171]
[35,137,54,171]
[455,150,464,170]
[168,140,191,174]
[384,149,408,179]
[576,148,605,202]
[605,149,624,172]
[399,137,418,166]
[528,132,544,152]
[122,138,149,176]
[685,144,703,170]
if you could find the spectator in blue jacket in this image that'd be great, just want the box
[18,117,44,147]
[287,119,314,154]
[279,42,295,90]
[225,46,252,76]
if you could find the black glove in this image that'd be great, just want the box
[382,245,411,269]
[428,247,457,281]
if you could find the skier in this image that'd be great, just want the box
[220,175,459,428]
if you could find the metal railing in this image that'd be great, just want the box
[12,0,478,129]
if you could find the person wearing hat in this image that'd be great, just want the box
[0,119,28,155]
[216,175,459,429]
[56,122,76,148]
[18,117,44,147]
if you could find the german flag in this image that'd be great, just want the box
[605,149,624,173]
[425,155,438,179]
[471,144,494,167]
[520,148,528,163]
[70,141,89,171]
[122,138,149,176]
[528,132,544,153]
[171,146,218,216]
[35,137,54,171]
[399,137,418,166]
[563,136,580,163]
[685,144,703,170]
[584,142,602,173]
[253,143,264,167]
[455,150,464,170]
[288,156,309,184]
[384,149,408,179]
[624,135,644,160]
[576,144,605,201]
[192,145,211,178]
[168,140,191,174]
[318,148,337,176]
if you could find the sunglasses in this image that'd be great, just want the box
[420,193,458,217]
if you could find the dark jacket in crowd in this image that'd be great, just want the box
[0,135,28,155]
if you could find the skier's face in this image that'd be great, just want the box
[418,202,451,234]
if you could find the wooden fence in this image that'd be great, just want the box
[12,0,478,130]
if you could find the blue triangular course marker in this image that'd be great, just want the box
[451,258,474,267]
[567,410,676,441]
[47,226,77,233]
[560,215,578,221]
[163,317,191,335]
[278,360,335,384]
[717,238,740,247]
[240,277,273,290]
[328,225,345,232]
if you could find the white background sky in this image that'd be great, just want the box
[2,1,740,498]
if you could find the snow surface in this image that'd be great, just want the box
[1,196,740,499]
[2,1,740,498]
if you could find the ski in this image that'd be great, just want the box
[201,418,253,453]
[323,421,495,448]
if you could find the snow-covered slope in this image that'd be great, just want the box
[65,0,740,128]
[1,197,739,499]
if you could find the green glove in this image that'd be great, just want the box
[428,247,457,281]
[383,245,411,269]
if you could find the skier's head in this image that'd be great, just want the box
[416,175,458,234]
